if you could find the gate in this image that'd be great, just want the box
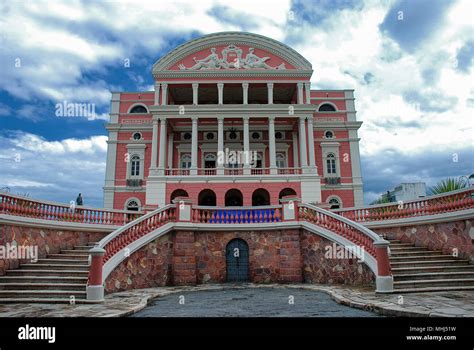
[226,239,249,282]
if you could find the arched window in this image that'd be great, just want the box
[180,154,191,169]
[328,197,342,209]
[131,155,140,176]
[318,103,336,112]
[276,153,286,168]
[326,153,336,175]
[126,199,140,211]
[225,189,243,206]
[198,189,216,206]
[279,188,297,199]
[252,188,270,206]
[170,189,189,202]
[129,105,148,114]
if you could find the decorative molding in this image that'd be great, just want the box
[153,32,313,73]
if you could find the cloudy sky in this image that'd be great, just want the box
[0,0,472,207]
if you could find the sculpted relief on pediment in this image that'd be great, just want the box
[178,45,286,70]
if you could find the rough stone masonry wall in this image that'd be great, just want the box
[373,219,474,260]
[105,228,376,292]
[105,234,173,292]
[300,230,375,285]
[193,229,303,284]
[0,223,108,275]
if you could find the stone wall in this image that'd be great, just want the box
[0,223,108,275]
[105,228,375,292]
[300,231,375,285]
[105,234,173,292]
[372,219,474,260]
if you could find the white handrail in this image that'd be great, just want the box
[300,203,383,243]
[97,204,175,248]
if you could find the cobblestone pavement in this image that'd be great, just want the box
[0,284,473,317]
[130,287,379,317]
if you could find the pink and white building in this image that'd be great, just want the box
[103,32,364,211]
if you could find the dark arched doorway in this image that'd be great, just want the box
[278,188,297,200]
[252,188,270,206]
[226,238,249,282]
[225,189,243,206]
[198,189,216,206]
[170,189,189,202]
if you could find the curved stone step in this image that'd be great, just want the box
[0,283,86,291]
[390,259,470,267]
[387,285,474,293]
[6,269,88,277]
[0,290,86,298]
[394,278,474,288]
[0,298,98,304]
[391,265,474,274]
[390,255,456,261]
[0,276,88,284]
[390,251,443,256]
[48,254,89,260]
[393,271,474,281]
[37,259,89,265]
[19,264,89,270]
[60,250,90,255]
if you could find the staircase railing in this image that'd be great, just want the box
[98,204,176,263]
[334,188,474,222]
[0,192,142,225]
[299,203,382,258]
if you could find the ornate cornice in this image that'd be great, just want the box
[152,32,313,75]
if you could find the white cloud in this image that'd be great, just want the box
[0,132,108,207]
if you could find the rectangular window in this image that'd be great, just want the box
[327,159,336,174]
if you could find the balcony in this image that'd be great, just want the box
[164,167,303,176]
[125,179,143,187]
[324,177,341,185]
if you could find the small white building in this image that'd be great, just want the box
[382,183,426,202]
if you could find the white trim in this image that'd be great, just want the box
[127,103,150,114]
[317,101,338,111]
[0,214,118,232]
[326,195,343,209]
[361,209,474,229]
[124,197,142,211]
[152,31,313,72]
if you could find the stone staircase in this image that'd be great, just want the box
[0,242,97,303]
[389,239,474,293]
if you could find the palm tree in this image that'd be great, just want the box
[428,177,468,195]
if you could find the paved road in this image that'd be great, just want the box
[130,287,380,317]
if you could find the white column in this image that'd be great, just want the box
[297,82,304,104]
[268,116,277,174]
[292,131,299,168]
[167,132,174,169]
[158,117,167,174]
[217,116,224,175]
[192,83,199,105]
[218,83,224,105]
[242,83,249,105]
[299,116,308,169]
[267,83,274,104]
[243,116,250,175]
[190,116,198,175]
[151,118,159,168]
[305,82,311,104]
[154,83,160,105]
[307,116,317,174]
[161,83,168,106]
